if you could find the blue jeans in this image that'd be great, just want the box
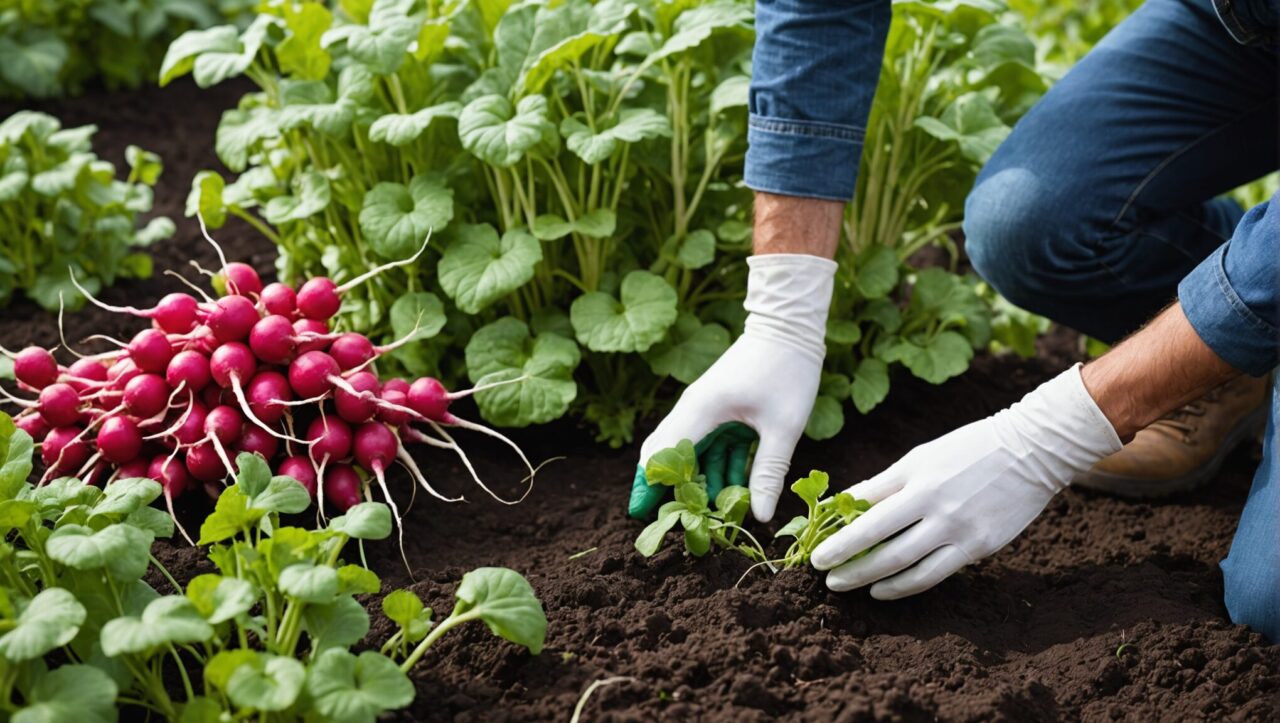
[963,0,1280,640]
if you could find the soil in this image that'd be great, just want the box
[2,83,1278,722]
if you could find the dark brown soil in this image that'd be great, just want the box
[3,82,1278,723]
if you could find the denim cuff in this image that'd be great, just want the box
[745,113,864,202]
[1178,244,1280,376]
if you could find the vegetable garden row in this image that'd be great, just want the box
[1,0,1277,720]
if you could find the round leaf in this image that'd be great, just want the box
[278,563,339,604]
[305,649,414,723]
[641,314,730,384]
[328,502,392,540]
[0,589,86,662]
[359,175,453,260]
[13,664,117,723]
[100,596,214,656]
[459,95,554,167]
[227,654,306,712]
[453,567,547,655]
[570,270,678,352]
[464,317,581,427]
[438,224,542,313]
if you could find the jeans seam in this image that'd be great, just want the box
[1211,248,1279,336]
[748,114,866,143]
[1110,100,1277,231]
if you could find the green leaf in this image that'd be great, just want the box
[683,514,711,556]
[302,595,370,654]
[215,107,279,172]
[642,313,730,384]
[465,318,581,427]
[381,589,424,628]
[571,270,678,353]
[714,486,751,525]
[279,563,340,603]
[368,102,461,146]
[186,170,227,227]
[191,17,272,87]
[635,510,681,556]
[517,0,635,95]
[264,172,331,224]
[336,0,423,75]
[0,414,34,501]
[337,565,380,595]
[234,452,270,498]
[826,319,862,346]
[645,439,697,487]
[439,224,542,313]
[359,175,453,260]
[791,470,830,508]
[227,654,306,712]
[459,95,555,167]
[47,523,152,581]
[186,574,257,624]
[100,596,214,656]
[804,396,845,440]
[452,567,546,655]
[674,229,715,270]
[560,108,671,164]
[126,506,174,539]
[711,75,750,115]
[159,25,239,85]
[854,246,899,299]
[389,292,447,343]
[198,486,264,544]
[646,0,753,63]
[305,649,415,723]
[914,92,1010,165]
[125,145,163,186]
[774,515,807,539]
[0,589,86,662]
[880,331,973,384]
[277,2,333,80]
[0,34,69,98]
[204,649,259,693]
[328,502,392,540]
[92,477,162,518]
[529,209,617,241]
[851,358,890,414]
[13,664,116,723]
[251,476,314,515]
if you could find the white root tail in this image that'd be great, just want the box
[394,441,463,502]
[335,231,432,294]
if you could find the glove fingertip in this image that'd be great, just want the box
[628,464,661,519]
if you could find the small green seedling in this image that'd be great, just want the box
[774,470,871,568]
[634,440,770,563]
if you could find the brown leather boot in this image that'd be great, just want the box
[1075,374,1270,498]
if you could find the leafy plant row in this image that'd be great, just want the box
[0,111,170,311]
[166,0,1052,446]
[0,0,254,98]
[0,413,547,722]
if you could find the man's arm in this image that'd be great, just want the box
[753,192,843,258]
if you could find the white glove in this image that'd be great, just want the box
[631,253,837,522]
[811,364,1122,598]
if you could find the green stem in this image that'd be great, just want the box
[400,611,480,672]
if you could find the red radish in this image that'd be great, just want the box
[115,458,150,480]
[148,455,195,545]
[260,282,297,317]
[249,315,298,364]
[72,272,199,333]
[353,421,409,560]
[97,416,142,464]
[13,347,59,389]
[166,350,212,392]
[37,383,81,427]
[15,413,50,442]
[238,425,279,459]
[41,426,89,475]
[185,442,226,482]
[407,377,450,421]
[329,333,376,371]
[322,465,363,512]
[183,326,219,356]
[292,318,330,354]
[377,388,411,426]
[169,401,209,445]
[306,416,352,462]
[246,371,292,425]
[66,358,108,393]
[278,455,317,498]
[108,357,141,386]
[200,385,227,410]
[205,295,259,343]
[289,351,340,399]
[205,405,244,446]
[335,371,380,423]
[382,378,410,395]
[295,234,430,321]
[127,329,174,373]
[210,343,257,389]
[123,374,170,418]
[222,262,263,297]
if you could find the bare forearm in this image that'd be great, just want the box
[752,191,843,258]
[1081,303,1240,442]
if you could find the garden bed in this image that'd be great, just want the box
[3,79,1278,723]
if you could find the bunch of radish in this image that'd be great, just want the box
[0,222,534,547]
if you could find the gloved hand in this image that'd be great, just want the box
[811,364,1122,598]
[629,253,837,523]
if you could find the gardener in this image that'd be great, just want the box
[629,0,1279,641]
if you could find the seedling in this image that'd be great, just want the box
[773,470,871,568]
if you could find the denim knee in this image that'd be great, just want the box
[962,167,1072,311]
[1222,557,1280,643]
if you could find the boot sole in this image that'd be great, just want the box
[1074,405,1268,500]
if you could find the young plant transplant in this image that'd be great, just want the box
[0,416,547,720]
[0,111,171,311]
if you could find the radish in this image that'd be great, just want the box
[115,458,150,480]
[205,295,259,343]
[249,315,298,364]
[382,378,410,395]
[185,442,226,482]
[377,388,411,426]
[210,343,257,389]
[293,318,331,354]
[37,383,81,427]
[166,350,212,392]
[329,333,376,371]
[72,271,199,333]
[407,378,450,421]
[278,455,317,497]
[15,413,50,441]
[167,401,208,446]
[238,425,279,459]
[246,371,292,425]
[222,262,263,297]
[203,404,243,477]
[353,421,410,568]
[13,347,59,390]
[97,416,142,464]
[289,351,340,399]
[126,329,174,373]
[260,282,297,317]
[41,426,89,476]
[200,384,227,410]
[108,357,141,386]
[322,465,363,512]
[335,371,380,424]
[65,358,108,392]
[147,455,194,545]
[306,416,352,462]
[123,374,170,418]
[295,233,431,321]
